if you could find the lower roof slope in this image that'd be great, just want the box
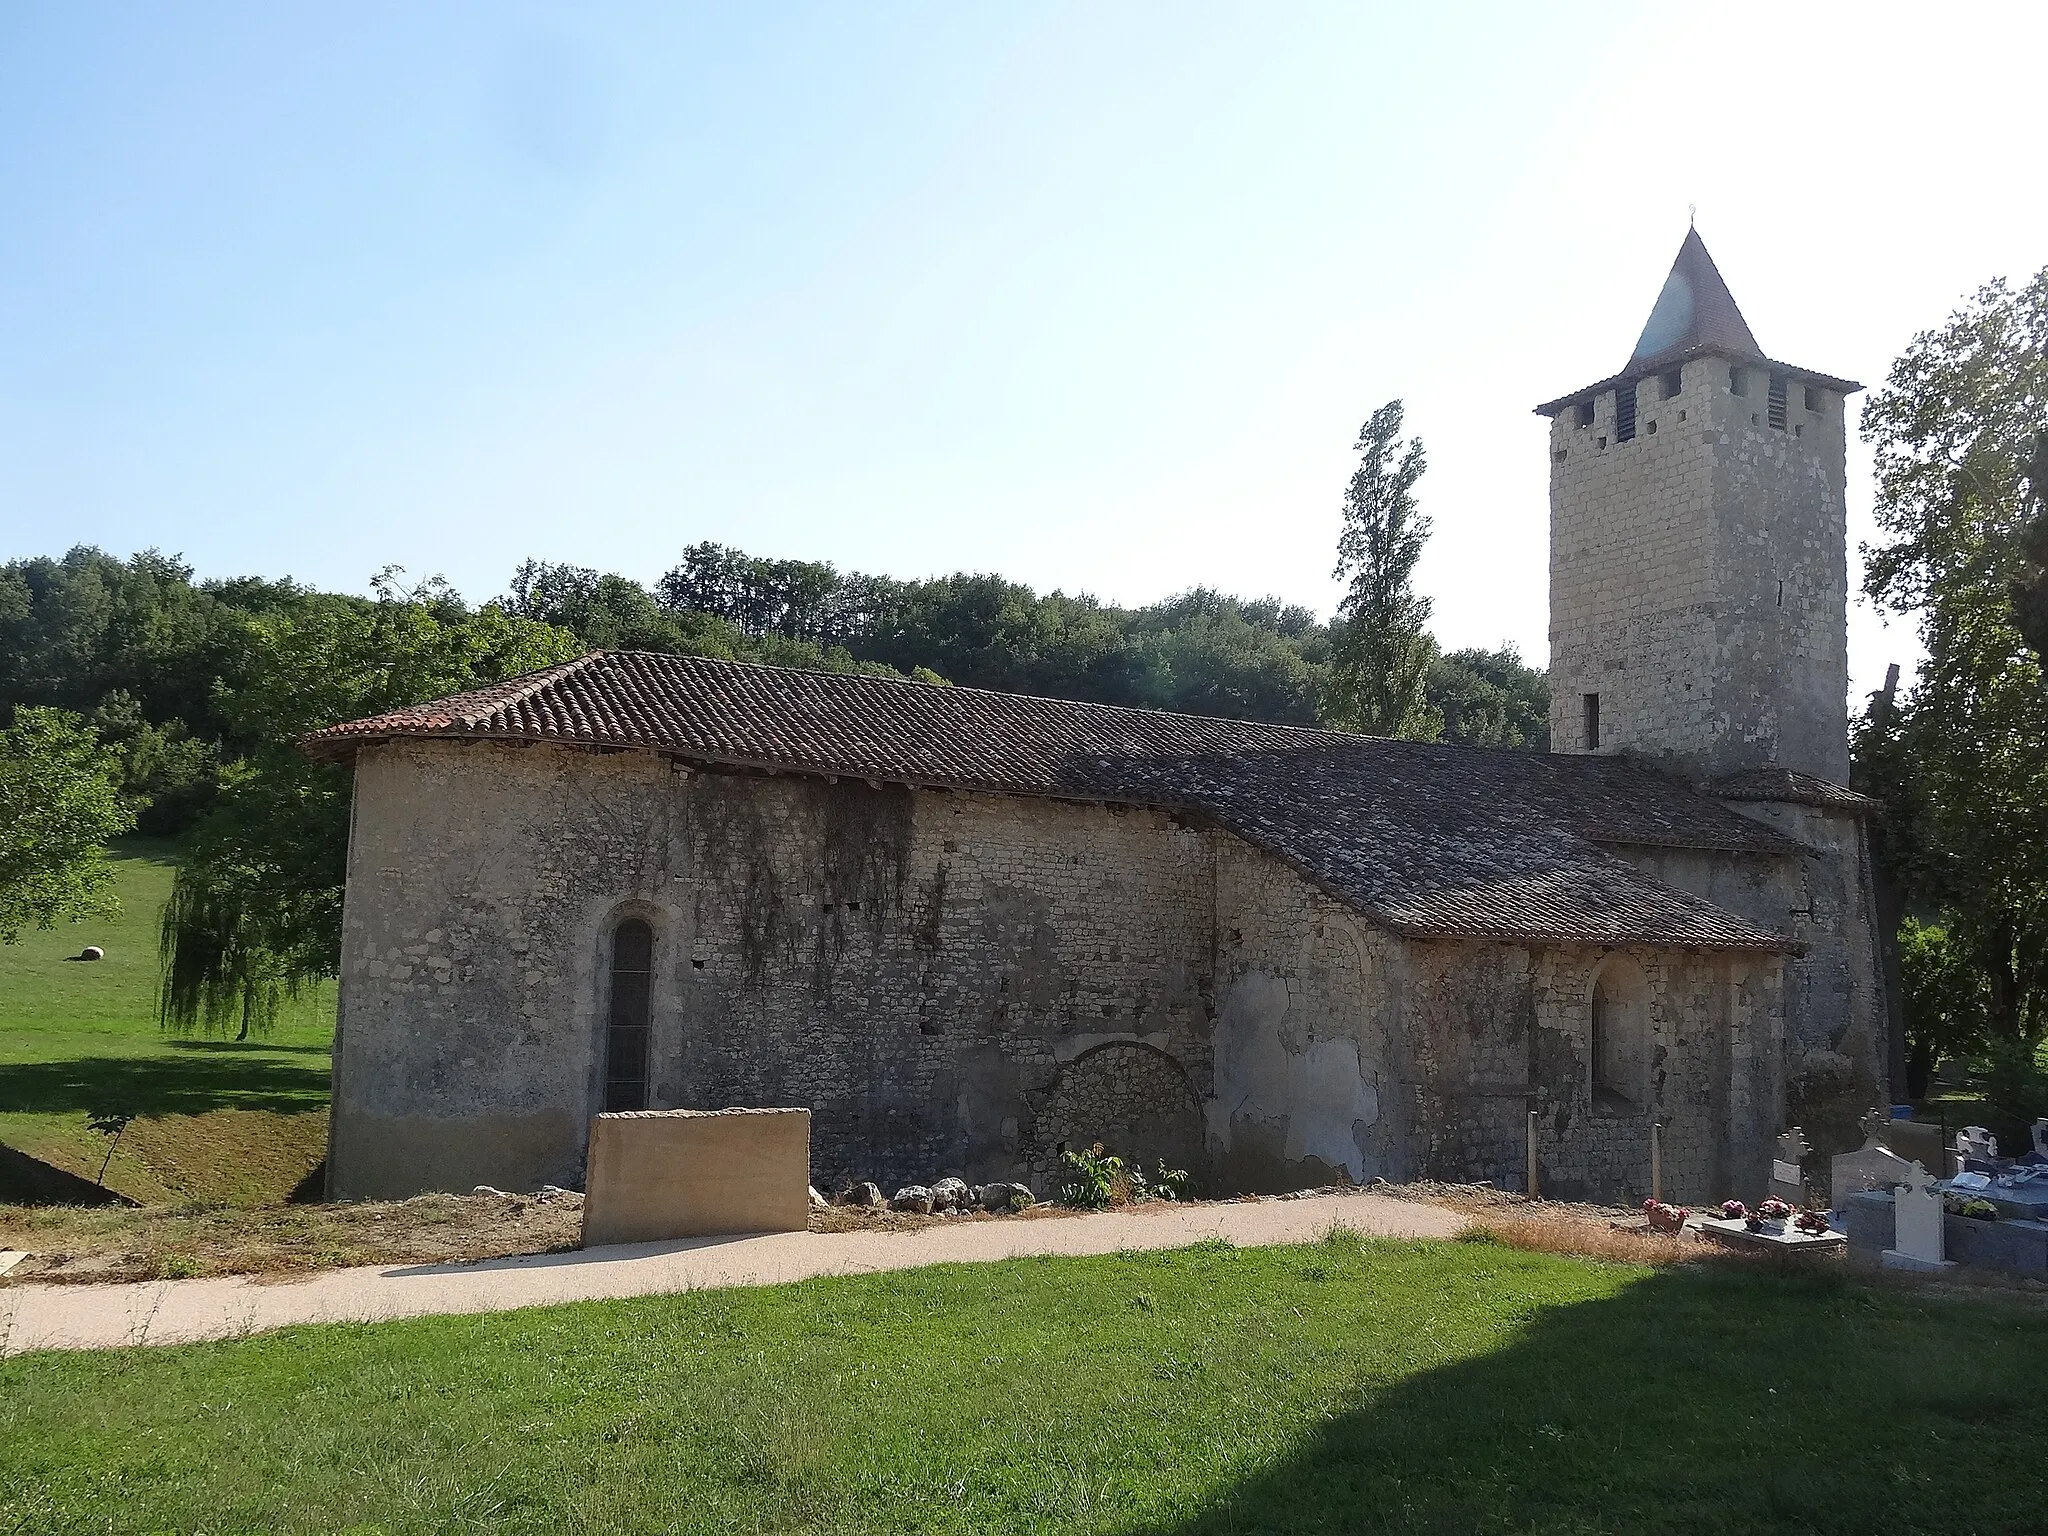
[304,651,1800,953]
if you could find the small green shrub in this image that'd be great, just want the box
[1056,1144,1195,1208]
[1058,1144,1120,1209]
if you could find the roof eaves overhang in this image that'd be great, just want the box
[307,727,1801,956]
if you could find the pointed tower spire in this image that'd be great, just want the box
[1627,228,1762,371]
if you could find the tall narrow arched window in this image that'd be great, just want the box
[605,918,653,1112]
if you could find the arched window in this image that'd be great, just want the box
[1590,960,1647,1111]
[604,918,653,1112]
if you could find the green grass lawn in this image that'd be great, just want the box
[0,839,334,1204]
[4,1234,2043,1535]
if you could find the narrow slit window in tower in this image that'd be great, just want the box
[1768,374,1788,430]
[1729,366,1748,396]
[1661,368,1682,400]
[605,917,654,1112]
[1582,693,1601,751]
[1614,383,1636,443]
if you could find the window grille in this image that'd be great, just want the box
[1615,383,1637,443]
[605,918,654,1112]
[1767,374,1788,430]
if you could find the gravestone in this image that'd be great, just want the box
[1882,1161,1953,1272]
[2032,1119,2048,1160]
[1831,1132,1915,1212]
[1956,1125,1997,1163]
[1878,1117,1946,1177]
[1769,1127,1812,1207]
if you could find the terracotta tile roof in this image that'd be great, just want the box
[304,651,1802,953]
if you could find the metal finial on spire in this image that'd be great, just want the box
[1689,203,1697,228]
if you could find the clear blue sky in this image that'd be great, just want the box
[4,3,2045,700]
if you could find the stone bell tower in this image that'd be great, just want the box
[1536,229,1861,786]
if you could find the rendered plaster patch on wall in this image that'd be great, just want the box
[1210,972,1381,1182]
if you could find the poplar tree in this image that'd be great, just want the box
[1324,400,1441,738]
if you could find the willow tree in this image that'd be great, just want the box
[159,575,580,1038]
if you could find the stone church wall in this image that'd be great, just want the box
[331,738,1224,1199]
[1616,802,1890,1182]
[329,737,1798,1207]
[1389,940,1776,1206]
[1207,840,1408,1190]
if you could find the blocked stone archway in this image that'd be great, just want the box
[1034,1043,1206,1186]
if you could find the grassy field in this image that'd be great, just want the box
[4,1234,2044,1535]
[0,839,334,1205]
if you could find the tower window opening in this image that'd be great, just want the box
[1803,385,1823,413]
[1646,419,1658,435]
[1661,369,1682,400]
[604,917,654,1112]
[1768,374,1788,430]
[1777,580,1784,608]
[1615,383,1637,443]
[1583,693,1601,751]
[1729,366,1748,396]
[1575,401,1595,428]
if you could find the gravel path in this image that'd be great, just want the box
[1,1192,1464,1356]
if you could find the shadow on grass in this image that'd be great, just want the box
[1134,1260,2048,1536]
[0,1052,329,1118]
[167,1039,332,1056]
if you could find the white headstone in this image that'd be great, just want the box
[2032,1118,2047,1160]
[1956,1125,1997,1163]
[1884,1160,1949,1270]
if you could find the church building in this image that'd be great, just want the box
[306,230,1890,1205]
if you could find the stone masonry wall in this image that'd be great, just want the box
[332,740,1221,1199]
[1616,801,1891,1183]
[331,738,1798,1206]
[1548,357,1850,783]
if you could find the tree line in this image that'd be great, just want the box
[0,441,1542,1035]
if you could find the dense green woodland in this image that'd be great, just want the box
[0,540,1542,1034]
[0,543,1549,841]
